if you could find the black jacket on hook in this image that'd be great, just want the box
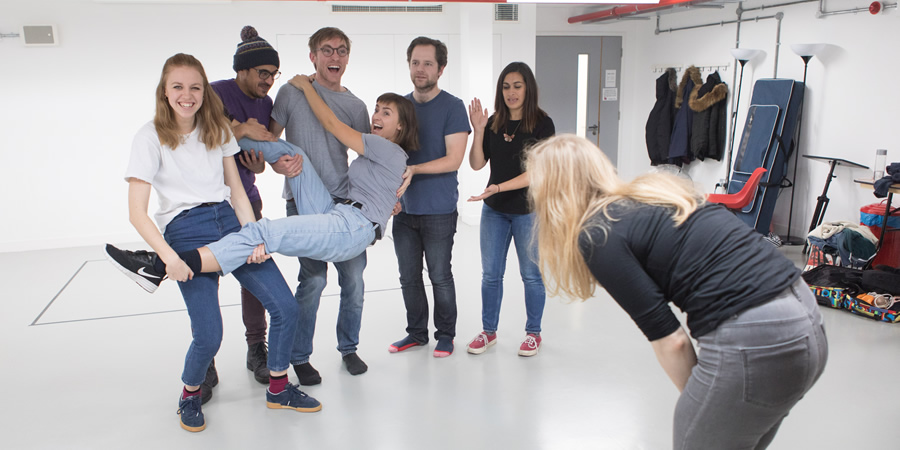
[645,68,677,166]
[689,71,729,161]
[668,66,700,166]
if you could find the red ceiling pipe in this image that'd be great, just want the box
[568,0,716,24]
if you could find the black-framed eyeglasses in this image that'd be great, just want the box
[318,46,349,57]
[251,67,281,81]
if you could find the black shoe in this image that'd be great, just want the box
[105,244,166,293]
[200,359,218,405]
[342,352,368,375]
[247,342,269,385]
[293,362,321,386]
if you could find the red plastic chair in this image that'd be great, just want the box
[706,167,767,210]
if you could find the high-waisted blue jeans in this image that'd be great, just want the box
[479,204,545,334]
[164,201,297,386]
[673,278,828,449]
[206,138,375,274]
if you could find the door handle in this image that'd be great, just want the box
[587,124,599,136]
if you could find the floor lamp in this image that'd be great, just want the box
[726,48,764,187]
[784,43,826,246]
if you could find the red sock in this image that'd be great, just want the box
[183,386,201,399]
[269,374,288,394]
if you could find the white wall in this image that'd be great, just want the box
[0,0,538,252]
[2,0,897,252]
[538,1,900,239]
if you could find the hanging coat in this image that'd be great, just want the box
[645,68,677,166]
[689,71,729,161]
[668,66,700,166]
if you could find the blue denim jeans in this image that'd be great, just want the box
[392,211,458,343]
[164,201,297,386]
[479,204,545,334]
[287,199,368,363]
[673,278,828,449]
[206,138,375,274]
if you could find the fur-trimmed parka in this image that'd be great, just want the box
[689,71,729,161]
[645,68,677,166]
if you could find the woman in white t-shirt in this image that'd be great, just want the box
[110,73,416,283]
[106,53,320,433]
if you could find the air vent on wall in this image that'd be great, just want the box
[331,4,443,13]
[494,4,518,22]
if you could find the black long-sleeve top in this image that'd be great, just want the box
[579,201,800,341]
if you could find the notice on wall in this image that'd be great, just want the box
[605,70,617,88]
[602,88,618,101]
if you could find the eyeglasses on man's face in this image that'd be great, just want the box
[318,45,349,57]
[251,67,281,81]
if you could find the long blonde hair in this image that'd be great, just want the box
[154,53,231,150]
[526,134,705,300]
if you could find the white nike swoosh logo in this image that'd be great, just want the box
[137,267,161,279]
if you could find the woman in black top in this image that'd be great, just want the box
[526,134,827,449]
[466,62,555,357]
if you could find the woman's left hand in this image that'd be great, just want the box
[289,74,313,91]
[246,244,272,264]
[468,184,499,202]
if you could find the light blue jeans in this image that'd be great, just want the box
[206,138,375,274]
[479,204,545,334]
[287,199,368,363]
[164,201,297,386]
[673,278,828,449]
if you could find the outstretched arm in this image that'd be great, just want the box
[127,179,194,282]
[468,172,530,202]
[289,74,365,156]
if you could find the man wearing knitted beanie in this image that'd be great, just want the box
[202,26,300,400]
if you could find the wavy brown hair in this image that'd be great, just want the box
[526,134,705,300]
[490,62,546,136]
[376,93,419,153]
[154,53,231,150]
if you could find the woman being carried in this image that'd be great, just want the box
[109,73,416,293]
[526,134,828,449]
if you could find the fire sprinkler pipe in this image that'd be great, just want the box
[568,0,718,24]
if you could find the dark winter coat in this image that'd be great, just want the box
[689,71,729,161]
[668,66,700,166]
[645,68,677,166]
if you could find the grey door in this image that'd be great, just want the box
[536,36,622,166]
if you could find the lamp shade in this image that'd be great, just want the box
[730,48,764,62]
[790,43,825,57]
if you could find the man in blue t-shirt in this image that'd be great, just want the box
[388,37,471,358]
[207,25,285,393]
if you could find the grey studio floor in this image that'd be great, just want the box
[3,220,897,450]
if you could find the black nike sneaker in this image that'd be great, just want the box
[105,244,166,293]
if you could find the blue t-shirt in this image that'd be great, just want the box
[210,79,273,204]
[401,90,470,215]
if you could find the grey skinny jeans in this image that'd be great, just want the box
[674,278,828,449]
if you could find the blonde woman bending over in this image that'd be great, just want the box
[526,134,827,449]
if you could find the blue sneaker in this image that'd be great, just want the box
[177,394,206,432]
[433,337,454,358]
[266,383,322,412]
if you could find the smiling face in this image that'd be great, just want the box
[408,44,443,93]
[164,65,204,130]
[310,36,349,91]
[371,101,402,143]
[236,64,278,99]
[502,71,527,117]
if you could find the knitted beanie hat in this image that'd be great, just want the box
[233,25,280,72]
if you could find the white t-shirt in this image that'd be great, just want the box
[125,121,239,232]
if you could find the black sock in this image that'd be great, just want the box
[153,249,202,274]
